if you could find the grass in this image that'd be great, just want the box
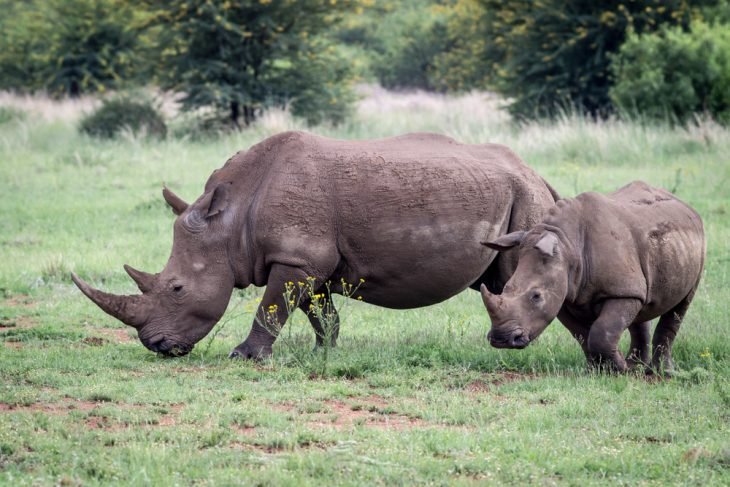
[1,88,729,485]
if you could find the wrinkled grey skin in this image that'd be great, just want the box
[73,131,558,359]
[480,181,705,373]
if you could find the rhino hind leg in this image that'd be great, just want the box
[229,264,328,360]
[626,321,651,369]
[649,286,697,375]
[299,289,340,349]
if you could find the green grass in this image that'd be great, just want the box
[1,91,728,485]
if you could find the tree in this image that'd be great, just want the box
[468,0,713,119]
[142,0,359,126]
[0,0,142,97]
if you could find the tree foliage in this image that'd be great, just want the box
[430,0,492,92]
[0,0,141,97]
[141,0,359,126]
[369,1,450,91]
[468,0,710,119]
[610,21,730,124]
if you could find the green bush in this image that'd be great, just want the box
[610,21,730,124]
[469,0,708,119]
[79,97,167,139]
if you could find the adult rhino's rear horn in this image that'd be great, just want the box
[71,273,148,329]
[162,186,189,216]
[123,264,156,293]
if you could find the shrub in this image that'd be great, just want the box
[79,97,166,139]
[610,21,730,124]
[469,0,708,119]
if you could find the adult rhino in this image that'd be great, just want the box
[72,131,558,359]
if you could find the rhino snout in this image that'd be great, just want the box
[488,328,530,349]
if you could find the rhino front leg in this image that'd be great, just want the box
[626,321,651,369]
[229,264,317,360]
[586,299,643,373]
[557,309,591,359]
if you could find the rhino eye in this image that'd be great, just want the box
[530,291,542,303]
[172,284,183,293]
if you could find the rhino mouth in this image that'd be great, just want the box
[143,337,193,357]
[487,326,531,349]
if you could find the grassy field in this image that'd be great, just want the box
[1,88,729,485]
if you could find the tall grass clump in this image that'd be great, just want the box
[79,96,167,139]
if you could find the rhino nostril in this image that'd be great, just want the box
[510,331,528,347]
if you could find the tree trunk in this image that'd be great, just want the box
[230,101,241,128]
[243,105,255,126]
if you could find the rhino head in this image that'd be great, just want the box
[72,185,236,357]
[479,229,569,349]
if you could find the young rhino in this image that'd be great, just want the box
[480,181,705,373]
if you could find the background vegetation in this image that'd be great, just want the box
[2,0,729,126]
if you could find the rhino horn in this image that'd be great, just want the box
[123,264,156,293]
[71,273,148,329]
[480,283,500,312]
[162,186,189,215]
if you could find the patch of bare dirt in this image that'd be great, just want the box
[0,399,100,414]
[93,327,134,343]
[314,399,426,430]
[0,315,38,329]
[1,295,39,330]
[463,371,535,394]
[2,295,36,309]
[228,439,335,453]
[0,400,184,430]
[272,395,428,431]
[3,341,23,349]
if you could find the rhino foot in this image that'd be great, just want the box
[229,341,272,361]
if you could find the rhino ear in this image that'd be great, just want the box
[162,186,189,216]
[535,232,559,257]
[481,231,526,251]
[194,182,230,219]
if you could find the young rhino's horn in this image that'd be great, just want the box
[71,273,148,329]
[479,283,501,313]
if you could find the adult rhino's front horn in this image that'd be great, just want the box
[71,272,151,329]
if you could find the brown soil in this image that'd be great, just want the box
[92,327,133,343]
[311,399,426,430]
[463,371,534,394]
[2,295,36,309]
[0,400,184,431]
[0,315,38,329]
[0,399,100,414]
[271,395,428,431]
